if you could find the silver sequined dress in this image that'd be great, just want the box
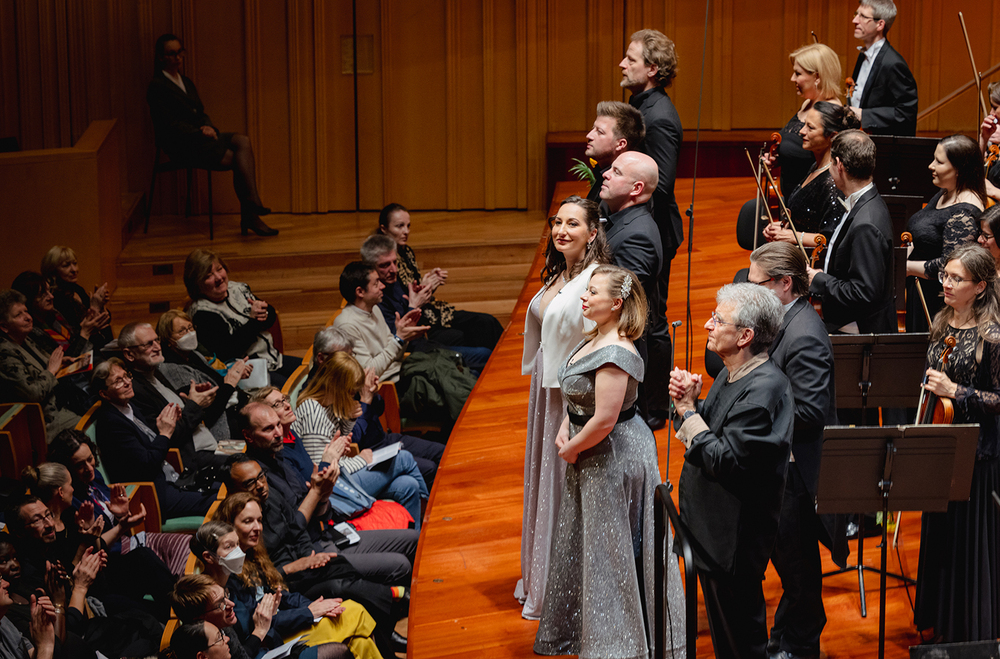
[534,342,686,659]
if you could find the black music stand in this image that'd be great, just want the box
[817,424,978,659]
[831,332,929,424]
[871,135,938,201]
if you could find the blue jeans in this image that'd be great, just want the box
[450,345,492,375]
[350,449,429,529]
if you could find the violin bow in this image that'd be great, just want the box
[958,12,990,119]
[760,157,810,260]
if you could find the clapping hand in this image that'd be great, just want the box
[108,484,146,528]
[180,379,218,408]
[307,596,345,619]
[395,309,430,341]
[250,299,269,321]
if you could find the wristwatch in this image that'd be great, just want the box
[681,410,696,425]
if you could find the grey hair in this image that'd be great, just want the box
[861,0,897,33]
[360,234,397,265]
[118,322,154,349]
[716,282,783,355]
[313,326,354,357]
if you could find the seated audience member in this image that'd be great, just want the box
[119,321,246,469]
[293,362,430,528]
[147,33,277,237]
[213,495,405,656]
[0,536,157,658]
[234,408,417,582]
[305,326,354,385]
[294,352,442,488]
[0,289,82,439]
[376,203,504,350]
[361,233,492,374]
[12,271,110,356]
[182,525,379,659]
[39,246,113,348]
[0,567,66,659]
[46,428,191,576]
[91,357,218,520]
[18,464,175,617]
[333,262,475,426]
[184,249,301,388]
[158,308,254,397]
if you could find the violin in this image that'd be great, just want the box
[915,335,957,424]
[845,77,856,101]
[986,143,1000,173]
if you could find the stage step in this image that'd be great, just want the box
[106,210,543,354]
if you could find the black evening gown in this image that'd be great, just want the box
[914,324,1000,642]
[904,190,980,332]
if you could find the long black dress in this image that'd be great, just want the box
[914,323,1000,641]
[905,191,980,332]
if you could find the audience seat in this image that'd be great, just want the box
[160,617,181,652]
[0,403,46,476]
[378,381,441,436]
[75,402,203,534]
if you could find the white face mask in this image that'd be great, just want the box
[175,331,199,352]
[216,546,245,576]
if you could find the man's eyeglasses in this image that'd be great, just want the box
[28,510,54,528]
[128,338,160,352]
[208,590,232,612]
[853,10,875,22]
[748,276,775,287]
[709,311,741,328]
[241,471,267,490]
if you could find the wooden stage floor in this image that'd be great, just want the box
[408,178,929,658]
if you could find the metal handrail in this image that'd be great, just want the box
[653,482,698,659]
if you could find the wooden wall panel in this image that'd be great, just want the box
[3,0,1000,224]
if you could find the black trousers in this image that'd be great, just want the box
[646,250,676,413]
[327,528,419,586]
[429,309,504,349]
[770,464,826,656]
[698,568,769,659]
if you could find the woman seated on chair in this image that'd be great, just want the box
[293,353,430,529]
[46,428,192,576]
[147,33,277,237]
[40,245,114,349]
[0,288,82,440]
[184,249,301,389]
[12,271,110,358]
[258,355,442,491]
[376,203,504,353]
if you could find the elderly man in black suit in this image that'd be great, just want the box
[749,243,845,659]
[584,101,645,203]
[670,283,794,659]
[620,28,683,428]
[807,129,895,334]
[847,0,918,136]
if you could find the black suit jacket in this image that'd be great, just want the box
[850,40,918,136]
[604,204,663,310]
[146,73,227,165]
[629,87,683,255]
[94,402,172,486]
[768,297,837,494]
[129,366,233,468]
[810,185,896,334]
[679,359,794,576]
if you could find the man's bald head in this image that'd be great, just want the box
[600,151,659,213]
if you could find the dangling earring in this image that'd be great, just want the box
[586,241,593,251]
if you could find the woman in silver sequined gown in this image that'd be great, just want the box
[518,196,611,620]
[534,265,685,659]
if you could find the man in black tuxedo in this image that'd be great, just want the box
[847,0,917,136]
[620,29,683,427]
[599,151,663,323]
[749,243,845,659]
[584,101,645,203]
[807,129,895,334]
[670,283,794,659]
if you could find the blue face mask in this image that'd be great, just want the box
[216,546,245,576]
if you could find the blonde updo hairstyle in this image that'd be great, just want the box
[584,264,648,341]
[21,462,71,504]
